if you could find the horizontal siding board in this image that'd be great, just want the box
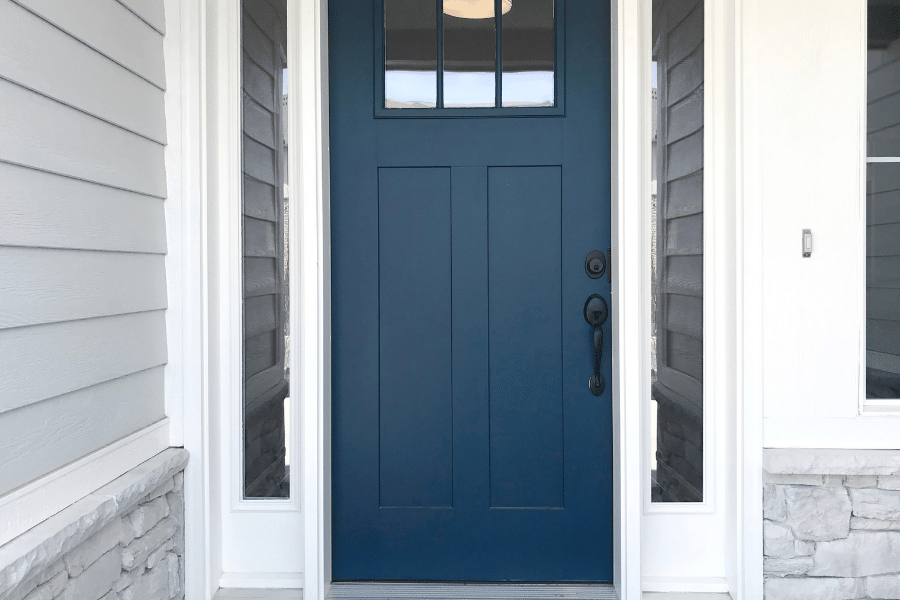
[244,0,286,52]
[666,3,702,67]
[245,257,278,297]
[667,88,702,143]
[243,94,276,149]
[244,217,277,257]
[868,318,900,356]
[242,14,276,76]
[243,53,275,111]
[667,331,703,382]
[665,213,703,256]
[868,189,900,226]
[867,163,900,194]
[665,293,702,339]
[12,0,166,90]
[868,256,900,288]
[0,163,166,253]
[867,223,900,257]
[0,248,167,329]
[0,310,167,413]
[245,330,277,378]
[665,255,702,296]
[0,81,166,198]
[666,47,702,105]
[656,364,702,406]
[0,366,164,496]
[244,295,277,339]
[666,170,703,218]
[869,59,900,104]
[0,0,166,143]
[116,0,165,34]
[243,135,277,185]
[244,176,277,221]
[666,129,703,181]
[867,124,900,158]
[868,287,900,322]
[868,91,900,135]
[245,363,284,401]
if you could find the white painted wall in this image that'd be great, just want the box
[741,0,900,449]
[0,0,169,496]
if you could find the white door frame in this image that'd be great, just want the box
[184,0,762,598]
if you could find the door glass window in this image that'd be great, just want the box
[380,0,561,114]
[650,0,704,503]
[502,0,554,107]
[866,0,900,399]
[242,0,290,499]
[385,0,437,108]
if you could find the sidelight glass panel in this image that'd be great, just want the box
[385,0,438,108]
[866,1,900,399]
[242,0,290,499]
[502,0,554,107]
[443,1,496,107]
[650,0,704,503]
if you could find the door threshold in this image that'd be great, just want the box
[328,582,618,600]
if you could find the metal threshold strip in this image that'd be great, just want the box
[327,583,619,600]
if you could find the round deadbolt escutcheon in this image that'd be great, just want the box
[585,250,607,279]
[583,294,608,327]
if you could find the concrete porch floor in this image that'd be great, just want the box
[213,584,733,600]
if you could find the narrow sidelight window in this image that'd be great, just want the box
[866,0,900,399]
[650,0,704,503]
[241,0,290,499]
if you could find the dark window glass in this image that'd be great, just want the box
[242,0,290,499]
[650,0,704,503]
[443,2,496,107]
[385,0,438,108]
[502,0,554,107]
[868,1,900,156]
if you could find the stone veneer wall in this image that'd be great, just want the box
[763,448,900,600]
[0,449,188,600]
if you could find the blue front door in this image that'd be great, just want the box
[330,0,612,582]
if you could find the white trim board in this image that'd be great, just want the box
[0,418,169,546]
[218,572,304,589]
[642,577,729,594]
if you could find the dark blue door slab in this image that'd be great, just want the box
[331,0,612,582]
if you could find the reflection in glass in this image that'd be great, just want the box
[650,0,704,503]
[385,0,437,108]
[866,2,900,399]
[502,0,554,107]
[242,0,290,498]
[443,4,496,107]
[867,0,900,156]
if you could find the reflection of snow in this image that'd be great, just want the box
[385,70,555,108]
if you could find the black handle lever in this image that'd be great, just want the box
[583,294,608,396]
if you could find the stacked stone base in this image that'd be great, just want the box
[764,449,900,600]
[0,449,188,600]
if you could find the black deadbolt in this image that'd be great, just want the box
[585,250,607,279]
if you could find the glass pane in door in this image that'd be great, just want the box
[502,0,554,107]
[385,0,438,108]
[443,0,496,107]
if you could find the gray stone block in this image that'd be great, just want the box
[147,541,173,571]
[119,562,168,600]
[764,577,864,600]
[763,472,824,486]
[763,556,814,576]
[58,548,120,600]
[850,516,900,531]
[842,475,879,488]
[62,518,123,577]
[144,479,175,504]
[878,475,900,491]
[21,571,67,600]
[850,488,900,520]
[173,474,183,493]
[166,554,179,599]
[36,562,65,587]
[100,592,119,600]
[764,448,900,475]
[121,518,177,572]
[868,575,900,599]
[113,567,144,593]
[127,498,170,539]
[764,521,796,558]
[794,540,815,556]
[809,531,900,577]
[783,486,852,541]
[764,485,787,522]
